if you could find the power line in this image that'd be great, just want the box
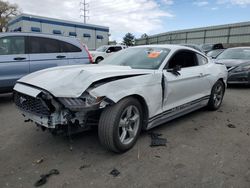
[80,0,89,24]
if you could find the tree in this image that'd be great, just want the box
[122,33,135,46]
[0,0,20,32]
[141,33,148,38]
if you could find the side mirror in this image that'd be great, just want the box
[167,65,181,76]
[106,49,111,53]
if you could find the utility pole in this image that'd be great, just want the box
[80,0,89,24]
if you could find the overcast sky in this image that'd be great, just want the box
[7,0,250,42]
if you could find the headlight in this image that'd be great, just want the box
[232,65,250,73]
[59,92,104,111]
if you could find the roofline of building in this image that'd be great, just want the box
[136,21,250,40]
[8,13,109,32]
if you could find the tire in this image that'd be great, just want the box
[98,97,143,153]
[95,57,103,64]
[207,80,225,111]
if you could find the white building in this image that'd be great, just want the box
[8,14,109,50]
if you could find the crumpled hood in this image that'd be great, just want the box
[17,64,152,98]
[215,59,250,67]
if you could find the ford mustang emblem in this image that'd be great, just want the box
[19,96,27,104]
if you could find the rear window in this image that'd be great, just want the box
[60,41,81,53]
[29,37,60,53]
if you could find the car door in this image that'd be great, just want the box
[60,40,89,64]
[162,50,210,111]
[104,46,116,58]
[28,36,68,73]
[0,36,30,92]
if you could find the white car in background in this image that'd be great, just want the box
[90,45,126,63]
[13,45,228,153]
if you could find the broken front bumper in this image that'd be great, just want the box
[13,83,105,129]
[14,91,73,128]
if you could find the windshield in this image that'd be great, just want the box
[207,49,224,58]
[96,46,108,52]
[217,48,250,60]
[100,47,170,69]
[201,44,213,51]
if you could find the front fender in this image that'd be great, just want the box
[89,73,163,118]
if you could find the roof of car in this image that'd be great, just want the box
[0,32,78,40]
[0,32,83,47]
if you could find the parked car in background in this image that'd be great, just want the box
[215,47,250,84]
[13,45,227,153]
[207,49,225,59]
[0,32,92,93]
[200,43,224,54]
[90,45,127,63]
[179,44,204,53]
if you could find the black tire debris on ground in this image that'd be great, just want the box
[110,168,120,177]
[149,132,167,147]
[79,164,91,170]
[34,169,60,187]
[227,124,236,128]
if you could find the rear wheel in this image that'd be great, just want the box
[98,97,143,153]
[95,57,103,64]
[207,80,225,110]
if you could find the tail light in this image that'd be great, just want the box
[83,45,93,64]
[78,40,93,64]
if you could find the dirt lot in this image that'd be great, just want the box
[0,86,250,188]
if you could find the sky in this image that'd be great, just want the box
[7,0,250,42]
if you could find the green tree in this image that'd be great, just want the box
[0,0,20,32]
[141,33,148,38]
[122,32,135,46]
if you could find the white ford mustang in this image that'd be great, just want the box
[14,45,228,153]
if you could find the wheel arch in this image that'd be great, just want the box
[217,78,226,91]
[117,94,149,130]
[96,56,104,61]
[210,78,226,95]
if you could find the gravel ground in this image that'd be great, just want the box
[0,86,250,188]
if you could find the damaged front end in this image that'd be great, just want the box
[14,84,113,134]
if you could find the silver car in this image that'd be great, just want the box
[14,45,228,153]
[0,32,92,93]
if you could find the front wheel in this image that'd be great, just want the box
[95,57,103,64]
[98,97,143,153]
[207,80,225,110]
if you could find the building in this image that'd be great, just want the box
[135,21,250,47]
[8,14,109,50]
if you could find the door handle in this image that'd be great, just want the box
[14,57,26,61]
[56,55,66,59]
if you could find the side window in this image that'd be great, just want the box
[0,36,25,55]
[168,51,198,69]
[29,37,41,53]
[60,41,81,53]
[29,37,60,54]
[196,54,208,65]
[114,46,122,52]
[107,47,115,53]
